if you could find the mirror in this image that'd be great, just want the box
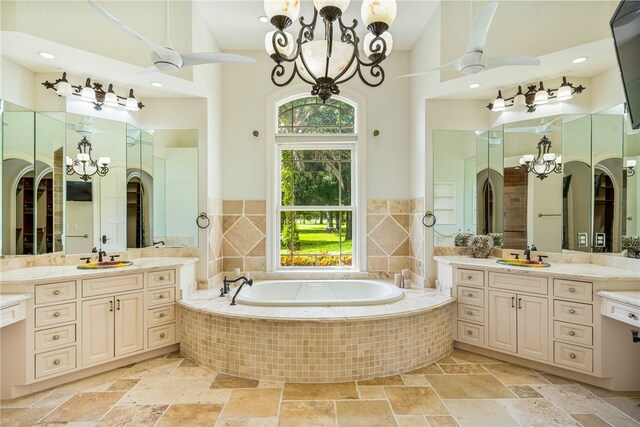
[486,126,504,241]
[624,129,639,242]
[126,126,154,248]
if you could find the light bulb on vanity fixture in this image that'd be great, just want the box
[625,159,637,177]
[487,76,585,113]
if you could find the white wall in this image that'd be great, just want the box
[165,147,198,247]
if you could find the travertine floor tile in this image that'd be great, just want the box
[497,398,581,427]
[120,377,212,405]
[450,349,503,364]
[107,378,140,391]
[336,400,397,427]
[538,372,574,384]
[602,397,640,420]
[425,415,459,426]
[508,385,543,399]
[179,358,198,367]
[278,400,336,427]
[222,389,281,418]
[408,364,444,375]
[41,392,124,423]
[212,373,259,389]
[199,389,233,404]
[0,389,52,408]
[282,383,358,400]
[484,364,549,385]
[439,364,488,375]
[56,368,129,393]
[400,374,431,386]
[258,380,284,389]
[427,374,516,399]
[395,414,428,426]
[358,375,404,386]
[575,383,640,398]
[357,386,387,400]
[571,413,614,427]
[0,407,53,426]
[385,386,448,416]
[98,404,167,426]
[157,404,223,426]
[122,357,182,379]
[435,356,458,365]
[445,399,518,426]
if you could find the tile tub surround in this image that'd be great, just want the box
[208,198,224,285]
[222,200,266,275]
[410,197,426,284]
[179,288,454,383]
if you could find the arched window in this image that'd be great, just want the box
[277,96,356,135]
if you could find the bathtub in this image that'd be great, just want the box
[233,279,404,306]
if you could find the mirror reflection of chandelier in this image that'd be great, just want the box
[519,136,562,180]
[263,0,397,102]
[66,136,111,181]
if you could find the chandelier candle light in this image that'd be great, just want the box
[66,136,110,181]
[488,77,585,113]
[519,136,562,180]
[264,0,397,102]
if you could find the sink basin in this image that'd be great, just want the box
[496,259,550,268]
[77,260,134,270]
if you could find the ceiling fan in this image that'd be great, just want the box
[87,0,255,73]
[506,117,561,135]
[400,1,540,78]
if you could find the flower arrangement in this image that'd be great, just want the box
[467,234,495,258]
[488,233,504,248]
[455,232,474,247]
[622,235,640,258]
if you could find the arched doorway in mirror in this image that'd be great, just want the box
[126,173,152,248]
[593,167,618,253]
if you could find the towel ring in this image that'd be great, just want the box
[422,211,437,227]
[196,212,210,229]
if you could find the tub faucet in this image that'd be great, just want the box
[220,276,250,297]
[230,278,253,306]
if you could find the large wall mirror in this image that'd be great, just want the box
[1,100,199,258]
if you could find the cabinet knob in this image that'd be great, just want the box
[53,312,61,318]
[568,331,576,336]
[159,276,165,281]
[628,313,637,320]
[466,311,473,315]
[569,309,576,314]
[466,275,472,280]
[159,294,166,299]
[52,335,60,341]
[160,333,166,339]
[160,312,166,318]
[53,290,61,296]
[53,359,61,365]
[569,353,577,359]
[569,287,576,293]
[467,292,473,297]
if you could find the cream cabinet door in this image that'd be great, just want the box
[517,294,549,362]
[82,297,115,366]
[114,292,144,357]
[488,290,517,353]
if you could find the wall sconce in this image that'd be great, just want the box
[66,136,110,181]
[625,159,637,177]
[487,77,585,113]
[42,72,144,111]
[519,135,562,180]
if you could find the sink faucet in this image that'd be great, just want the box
[524,246,532,261]
[230,278,253,306]
[97,249,107,262]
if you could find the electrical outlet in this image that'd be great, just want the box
[577,233,588,247]
[595,233,606,248]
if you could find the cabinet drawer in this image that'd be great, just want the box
[148,323,176,348]
[148,269,176,288]
[147,305,176,327]
[554,300,593,325]
[35,302,76,328]
[35,281,76,305]
[0,302,26,328]
[456,268,484,287]
[146,287,176,307]
[457,303,485,324]
[35,346,77,378]
[553,321,593,346]
[82,274,143,298]
[553,279,592,302]
[35,324,77,352]
[602,299,640,328]
[554,341,593,372]
[489,272,548,295]
[457,321,485,346]
[457,286,485,307]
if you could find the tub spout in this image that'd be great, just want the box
[230,278,253,306]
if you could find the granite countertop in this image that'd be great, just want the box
[596,290,640,308]
[434,256,640,281]
[180,287,455,321]
[0,257,198,285]
[0,293,33,310]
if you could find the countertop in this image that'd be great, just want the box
[0,257,198,285]
[0,293,33,310]
[434,256,640,281]
[596,290,640,309]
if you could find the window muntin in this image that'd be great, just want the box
[277,96,356,135]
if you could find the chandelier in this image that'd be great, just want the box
[42,72,144,111]
[519,136,562,180]
[625,159,636,177]
[263,0,397,102]
[66,136,111,181]
[488,77,586,113]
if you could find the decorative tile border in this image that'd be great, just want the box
[367,199,411,279]
[222,200,266,276]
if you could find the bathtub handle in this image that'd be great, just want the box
[422,211,437,228]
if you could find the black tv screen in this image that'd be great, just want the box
[66,181,92,201]
[610,0,640,129]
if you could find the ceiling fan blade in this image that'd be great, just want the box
[180,52,256,66]
[397,60,460,78]
[505,127,537,133]
[467,1,498,53]
[138,65,160,74]
[486,55,541,69]
[87,0,167,58]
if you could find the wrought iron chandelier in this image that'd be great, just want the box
[66,136,111,181]
[263,0,397,102]
[519,136,562,180]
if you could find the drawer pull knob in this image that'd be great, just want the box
[53,312,61,318]
[53,359,61,365]
[160,312,166,318]
[569,309,576,314]
[160,333,166,339]
[159,294,166,299]
[569,287,576,293]
[466,310,473,315]
[467,292,473,297]
[466,275,473,280]
[52,335,60,340]
[467,330,473,336]
[159,276,165,281]
[569,353,577,359]
[628,313,637,320]
[53,290,61,296]
[568,331,576,336]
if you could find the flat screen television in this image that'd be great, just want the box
[610,0,640,129]
[66,181,92,202]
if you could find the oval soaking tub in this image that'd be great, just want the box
[233,279,404,306]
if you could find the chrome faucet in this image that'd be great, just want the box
[230,278,253,306]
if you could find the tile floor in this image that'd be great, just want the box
[1,348,638,426]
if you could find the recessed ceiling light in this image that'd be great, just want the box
[259,15,269,23]
[572,56,588,64]
[151,82,163,88]
[469,83,481,89]
[38,51,55,59]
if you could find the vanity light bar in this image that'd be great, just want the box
[487,77,585,113]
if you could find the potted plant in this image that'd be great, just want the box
[467,234,494,258]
